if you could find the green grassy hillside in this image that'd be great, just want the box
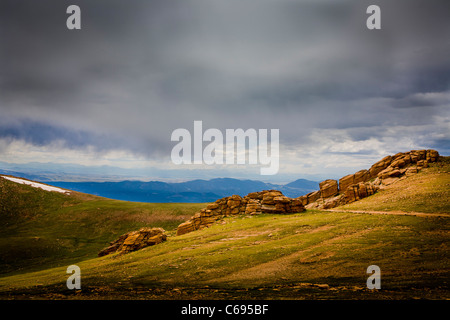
[0,176,205,275]
[0,210,448,299]
[0,159,449,299]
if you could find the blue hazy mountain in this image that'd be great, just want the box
[0,166,319,203]
[284,178,320,190]
[44,178,318,203]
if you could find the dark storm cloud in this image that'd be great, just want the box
[0,0,449,163]
[0,117,131,151]
[391,91,450,109]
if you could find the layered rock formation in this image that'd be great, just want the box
[177,190,305,236]
[318,179,339,198]
[98,227,167,256]
[298,149,440,210]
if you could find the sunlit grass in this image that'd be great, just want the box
[1,210,448,298]
[341,158,450,213]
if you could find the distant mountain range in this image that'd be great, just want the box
[0,167,319,202]
[49,178,318,203]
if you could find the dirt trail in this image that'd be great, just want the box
[324,209,450,218]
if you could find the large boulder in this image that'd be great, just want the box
[296,190,321,206]
[354,169,370,184]
[344,182,378,204]
[307,190,321,203]
[319,179,339,198]
[426,149,439,162]
[98,227,167,256]
[338,170,370,193]
[245,199,262,215]
[177,221,196,236]
[368,155,392,178]
[410,150,426,162]
[338,174,355,194]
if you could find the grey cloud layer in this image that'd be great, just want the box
[0,0,449,162]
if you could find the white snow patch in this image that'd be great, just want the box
[1,176,71,194]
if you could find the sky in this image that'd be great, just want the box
[0,0,449,183]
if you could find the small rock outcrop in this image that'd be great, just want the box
[177,190,305,236]
[298,149,440,210]
[98,227,167,256]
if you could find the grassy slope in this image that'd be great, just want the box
[0,176,205,275]
[341,156,450,213]
[0,159,449,299]
[0,210,448,299]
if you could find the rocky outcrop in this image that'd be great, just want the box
[339,170,370,192]
[177,149,440,234]
[177,190,305,236]
[298,149,440,210]
[319,179,339,198]
[374,149,438,185]
[368,155,393,178]
[98,227,167,256]
[344,182,378,204]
